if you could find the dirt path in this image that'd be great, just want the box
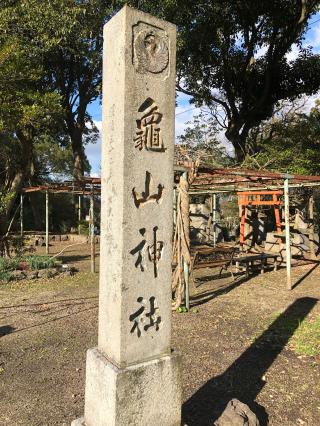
[0,260,319,425]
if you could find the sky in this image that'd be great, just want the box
[85,13,320,176]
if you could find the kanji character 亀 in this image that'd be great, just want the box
[133,98,165,152]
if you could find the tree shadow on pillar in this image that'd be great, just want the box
[182,297,318,426]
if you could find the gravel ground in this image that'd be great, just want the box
[0,243,319,425]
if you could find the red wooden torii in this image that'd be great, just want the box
[237,191,283,249]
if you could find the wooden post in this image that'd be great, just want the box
[20,193,24,237]
[173,188,177,227]
[205,195,212,242]
[78,194,82,235]
[90,189,95,273]
[45,190,49,255]
[183,171,190,311]
[212,193,217,247]
[284,179,292,290]
[240,205,246,250]
[309,193,316,259]
[184,260,190,311]
[274,192,282,247]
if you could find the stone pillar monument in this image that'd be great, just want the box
[72,5,181,426]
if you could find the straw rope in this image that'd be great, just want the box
[172,174,191,310]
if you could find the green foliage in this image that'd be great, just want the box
[34,137,74,178]
[0,191,14,215]
[78,220,90,236]
[25,255,55,270]
[0,1,66,232]
[246,99,320,174]
[134,0,320,160]
[1,0,320,236]
[0,271,12,282]
[176,306,188,313]
[0,0,98,230]
[0,20,62,134]
[0,0,117,181]
[0,257,21,272]
[0,255,55,273]
[177,112,233,167]
[36,0,115,177]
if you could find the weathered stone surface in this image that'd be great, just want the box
[79,348,181,426]
[71,418,85,426]
[10,271,27,281]
[72,6,180,426]
[99,4,176,369]
[214,399,260,426]
[37,268,58,279]
[60,265,77,276]
[27,271,39,280]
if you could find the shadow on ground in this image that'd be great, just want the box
[0,325,15,337]
[182,297,318,426]
[60,254,92,263]
[292,262,319,289]
[0,297,98,335]
[0,296,98,311]
[190,273,258,307]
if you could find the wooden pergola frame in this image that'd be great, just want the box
[175,162,320,292]
[21,166,320,289]
[21,177,101,273]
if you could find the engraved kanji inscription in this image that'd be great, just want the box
[147,226,164,278]
[132,171,164,208]
[129,296,161,338]
[134,98,165,152]
[130,228,147,272]
[130,226,164,277]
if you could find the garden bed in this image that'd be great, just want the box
[0,255,76,283]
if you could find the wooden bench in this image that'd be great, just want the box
[231,253,279,278]
[191,245,237,270]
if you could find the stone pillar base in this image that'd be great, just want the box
[72,348,181,426]
[71,418,85,426]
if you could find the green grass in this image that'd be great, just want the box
[290,316,320,357]
[253,310,320,357]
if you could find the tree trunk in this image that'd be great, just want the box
[69,124,85,180]
[0,171,25,236]
[225,131,246,163]
[233,140,246,163]
[64,94,90,180]
[225,119,253,163]
[0,129,34,235]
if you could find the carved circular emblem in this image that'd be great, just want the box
[134,30,169,74]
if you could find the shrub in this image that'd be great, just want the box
[24,255,55,270]
[0,257,21,272]
[0,271,12,282]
